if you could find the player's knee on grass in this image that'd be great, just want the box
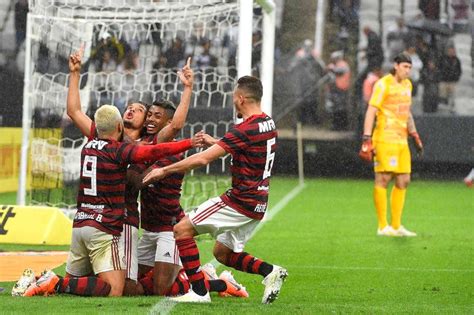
[122,278,140,296]
[154,262,181,296]
[98,270,125,296]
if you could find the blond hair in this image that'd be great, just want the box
[94,105,123,136]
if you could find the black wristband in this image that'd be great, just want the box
[362,135,372,141]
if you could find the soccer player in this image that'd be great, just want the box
[129,100,247,298]
[22,104,201,297]
[359,52,423,237]
[67,48,195,295]
[142,76,288,304]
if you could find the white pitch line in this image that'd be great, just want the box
[149,182,306,315]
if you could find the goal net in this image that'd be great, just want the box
[21,0,263,210]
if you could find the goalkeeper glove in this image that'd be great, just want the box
[410,132,423,157]
[358,135,374,163]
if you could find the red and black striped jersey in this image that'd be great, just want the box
[217,113,278,220]
[74,135,193,235]
[140,153,185,232]
[74,139,137,235]
[124,184,139,228]
[88,123,140,229]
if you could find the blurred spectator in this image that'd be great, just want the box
[404,45,423,96]
[91,32,125,72]
[355,27,384,103]
[420,58,441,113]
[195,40,218,70]
[415,35,432,66]
[332,0,359,30]
[100,50,118,73]
[14,0,28,55]
[290,39,324,126]
[326,51,351,131]
[418,0,440,20]
[386,17,410,61]
[363,26,384,72]
[451,0,469,32]
[362,66,383,105]
[439,46,462,113]
[186,21,209,57]
[118,51,139,74]
[358,65,383,135]
[155,38,185,69]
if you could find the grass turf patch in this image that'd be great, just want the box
[0,178,472,314]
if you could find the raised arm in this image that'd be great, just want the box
[156,57,194,143]
[67,45,93,137]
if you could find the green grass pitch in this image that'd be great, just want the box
[0,177,472,314]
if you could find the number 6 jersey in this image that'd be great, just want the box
[217,113,278,220]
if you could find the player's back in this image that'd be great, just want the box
[218,113,278,220]
[74,138,134,235]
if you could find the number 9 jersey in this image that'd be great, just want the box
[217,113,278,220]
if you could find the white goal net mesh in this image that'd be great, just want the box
[25,0,263,209]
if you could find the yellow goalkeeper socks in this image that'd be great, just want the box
[391,186,407,230]
[373,186,388,229]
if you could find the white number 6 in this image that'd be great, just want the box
[263,138,276,180]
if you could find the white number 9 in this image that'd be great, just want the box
[83,155,97,196]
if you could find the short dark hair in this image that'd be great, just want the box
[152,99,176,119]
[236,76,263,102]
[393,52,412,64]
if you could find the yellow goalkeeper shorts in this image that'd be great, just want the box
[373,142,411,174]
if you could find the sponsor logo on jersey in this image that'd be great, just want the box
[84,140,108,150]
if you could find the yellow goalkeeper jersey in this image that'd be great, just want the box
[369,74,412,144]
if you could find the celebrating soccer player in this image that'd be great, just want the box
[359,52,423,237]
[143,76,288,304]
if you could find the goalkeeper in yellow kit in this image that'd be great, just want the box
[359,53,423,237]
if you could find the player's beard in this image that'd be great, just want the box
[123,120,133,129]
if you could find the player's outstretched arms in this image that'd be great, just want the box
[142,143,226,184]
[67,44,92,137]
[130,137,202,164]
[155,57,194,143]
[202,133,219,147]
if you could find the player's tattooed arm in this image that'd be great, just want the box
[67,44,93,137]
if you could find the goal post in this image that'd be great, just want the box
[17,0,278,208]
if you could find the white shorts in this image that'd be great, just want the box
[188,197,260,253]
[137,230,181,266]
[66,226,125,276]
[120,224,139,281]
